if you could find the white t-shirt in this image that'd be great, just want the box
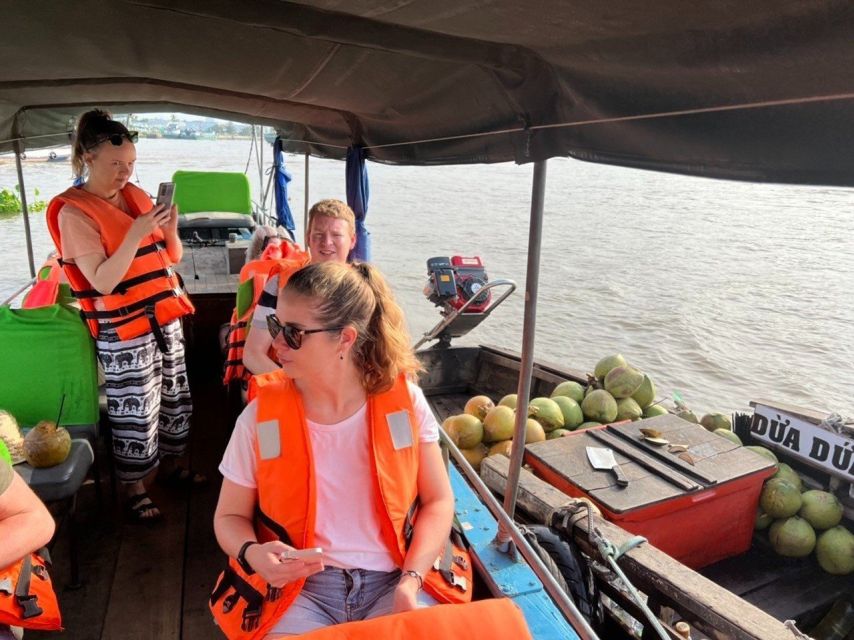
[219,381,440,572]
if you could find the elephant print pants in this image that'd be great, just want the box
[97,319,193,482]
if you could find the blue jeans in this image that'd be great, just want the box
[270,567,438,636]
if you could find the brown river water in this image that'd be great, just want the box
[1,139,852,417]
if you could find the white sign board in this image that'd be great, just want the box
[751,404,853,481]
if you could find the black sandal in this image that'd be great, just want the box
[125,492,163,524]
[158,466,208,489]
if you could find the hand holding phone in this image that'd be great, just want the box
[156,181,175,210]
[279,547,323,562]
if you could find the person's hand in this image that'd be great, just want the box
[244,542,325,588]
[161,204,179,236]
[129,204,172,241]
[390,574,420,614]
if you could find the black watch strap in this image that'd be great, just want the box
[237,540,259,575]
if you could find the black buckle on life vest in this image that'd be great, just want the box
[17,594,44,620]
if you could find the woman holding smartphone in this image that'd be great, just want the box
[213,262,468,638]
[46,109,201,523]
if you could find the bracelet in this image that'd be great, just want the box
[236,540,259,576]
[401,569,424,590]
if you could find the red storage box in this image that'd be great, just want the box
[525,415,776,569]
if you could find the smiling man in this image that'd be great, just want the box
[242,199,357,375]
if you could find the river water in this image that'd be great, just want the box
[1,139,852,416]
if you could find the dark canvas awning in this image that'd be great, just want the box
[2,1,854,184]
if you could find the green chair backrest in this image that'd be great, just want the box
[0,305,99,427]
[172,170,252,215]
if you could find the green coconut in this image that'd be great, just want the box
[524,418,547,443]
[754,509,774,531]
[815,526,854,576]
[769,516,816,558]
[676,408,699,424]
[604,366,645,399]
[550,396,584,430]
[713,428,742,445]
[594,354,627,381]
[487,440,514,457]
[745,445,779,466]
[615,397,643,422]
[643,404,669,418]
[772,463,803,492]
[760,478,803,518]
[798,490,844,530]
[547,428,572,440]
[700,412,732,432]
[460,443,489,473]
[498,394,518,410]
[23,420,71,468]
[464,395,495,421]
[578,421,602,429]
[551,381,585,404]
[581,389,618,424]
[527,397,565,432]
[443,414,484,449]
[483,405,516,443]
[631,374,656,409]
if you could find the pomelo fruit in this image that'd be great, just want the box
[700,412,732,432]
[769,516,816,557]
[550,396,584,430]
[464,395,495,421]
[498,394,518,410]
[594,354,627,381]
[581,390,618,424]
[487,440,514,457]
[799,490,843,530]
[547,428,572,440]
[643,404,668,418]
[604,366,644,399]
[772,463,802,492]
[442,414,484,449]
[524,418,547,443]
[483,406,516,443]
[631,374,656,409]
[460,443,489,473]
[713,428,742,445]
[760,478,802,518]
[615,397,643,422]
[815,526,854,575]
[527,397,564,432]
[551,381,585,404]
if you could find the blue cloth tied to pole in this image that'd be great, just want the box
[346,145,370,261]
[273,137,296,240]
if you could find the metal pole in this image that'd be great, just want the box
[499,159,547,536]
[303,152,310,240]
[14,140,36,278]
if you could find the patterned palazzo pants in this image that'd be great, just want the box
[97,319,193,482]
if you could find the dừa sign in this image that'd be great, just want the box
[750,403,853,481]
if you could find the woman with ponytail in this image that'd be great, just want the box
[213,261,466,637]
[47,109,201,524]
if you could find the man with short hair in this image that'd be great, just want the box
[242,199,357,375]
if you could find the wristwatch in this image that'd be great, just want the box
[237,541,259,575]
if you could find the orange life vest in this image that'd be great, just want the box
[211,371,472,640]
[0,550,62,631]
[294,598,533,640]
[222,246,310,386]
[21,256,63,309]
[46,183,194,346]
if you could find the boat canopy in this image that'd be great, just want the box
[2,1,854,185]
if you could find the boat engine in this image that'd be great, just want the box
[424,256,492,314]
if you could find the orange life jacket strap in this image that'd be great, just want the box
[72,266,176,298]
[80,287,183,320]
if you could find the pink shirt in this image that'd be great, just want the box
[219,382,440,572]
[56,191,130,263]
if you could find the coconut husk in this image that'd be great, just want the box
[0,410,26,465]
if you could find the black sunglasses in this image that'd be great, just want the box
[266,314,343,350]
[85,131,139,151]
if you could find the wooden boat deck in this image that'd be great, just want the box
[29,298,238,640]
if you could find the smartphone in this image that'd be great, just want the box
[280,547,323,561]
[156,181,175,209]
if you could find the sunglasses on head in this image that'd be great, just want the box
[85,131,139,151]
[266,314,343,350]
